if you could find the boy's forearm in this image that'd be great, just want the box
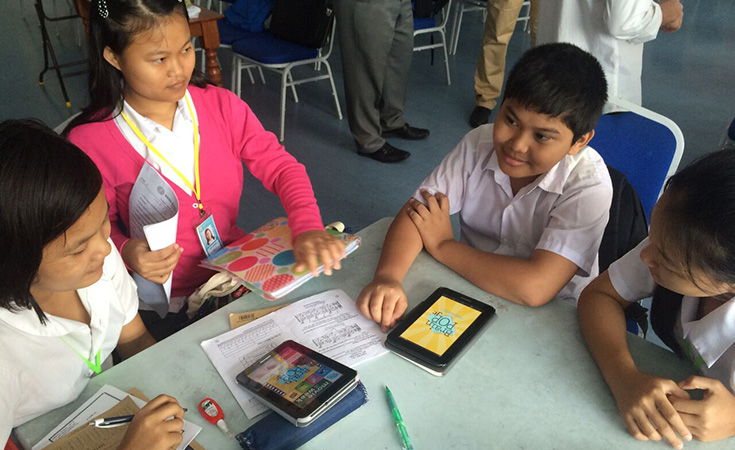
[430,241,567,306]
[374,210,424,282]
[577,280,639,388]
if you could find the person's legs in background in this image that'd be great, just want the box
[379,0,429,141]
[470,0,524,128]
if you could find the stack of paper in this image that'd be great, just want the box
[200,218,361,300]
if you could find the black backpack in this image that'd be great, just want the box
[599,166,650,335]
[414,0,450,18]
[269,0,334,48]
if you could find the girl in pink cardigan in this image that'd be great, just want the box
[65,0,344,336]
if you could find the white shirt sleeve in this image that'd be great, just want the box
[605,0,662,43]
[413,126,489,215]
[608,238,656,301]
[107,242,140,325]
[536,166,613,277]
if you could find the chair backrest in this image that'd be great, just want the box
[589,96,684,222]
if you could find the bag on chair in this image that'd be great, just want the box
[414,0,450,18]
[269,0,334,48]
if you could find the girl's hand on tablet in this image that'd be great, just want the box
[672,375,735,442]
[356,275,408,333]
[293,230,346,277]
[119,395,185,450]
[122,239,183,284]
[610,369,691,449]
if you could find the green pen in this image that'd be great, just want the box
[385,386,414,450]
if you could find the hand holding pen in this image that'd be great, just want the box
[385,386,414,450]
[115,395,186,450]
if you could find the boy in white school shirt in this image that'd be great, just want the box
[357,43,614,331]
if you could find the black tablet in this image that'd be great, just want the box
[236,340,359,426]
[385,287,496,376]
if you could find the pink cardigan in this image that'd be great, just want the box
[69,85,324,298]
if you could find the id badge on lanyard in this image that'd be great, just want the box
[196,213,224,257]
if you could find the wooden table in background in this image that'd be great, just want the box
[73,0,224,86]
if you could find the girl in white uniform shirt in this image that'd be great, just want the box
[0,120,185,450]
[579,148,735,449]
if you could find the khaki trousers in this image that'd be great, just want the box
[474,0,525,109]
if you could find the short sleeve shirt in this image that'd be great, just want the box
[0,242,139,441]
[609,238,735,393]
[414,125,613,302]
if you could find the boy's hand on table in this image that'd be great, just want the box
[659,0,683,33]
[407,191,453,256]
[671,375,735,442]
[119,395,185,450]
[122,239,182,284]
[356,275,408,333]
[293,229,346,277]
[609,369,691,448]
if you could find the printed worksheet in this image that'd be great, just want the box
[129,163,179,318]
[200,289,387,418]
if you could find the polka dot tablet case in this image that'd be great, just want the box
[200,217,361,300]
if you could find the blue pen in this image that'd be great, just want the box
[385,386,414,450]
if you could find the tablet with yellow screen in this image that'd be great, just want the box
[385,288,495,376]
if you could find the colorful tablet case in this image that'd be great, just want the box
[200,218,361,300]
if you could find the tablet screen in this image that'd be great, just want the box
[399,295,482,356]
[246,344,343,409]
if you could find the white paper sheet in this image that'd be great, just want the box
[200,289,388,418]
[32,384,200,450]
[129,164,179,317]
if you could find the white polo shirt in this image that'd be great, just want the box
[536,0,662,106]
[0,242,139,442]
[414,125,612,303]
[609,238,735,393]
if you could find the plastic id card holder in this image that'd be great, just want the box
[236,340,359,427]
[385,287,496,376]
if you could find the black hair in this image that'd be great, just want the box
[64,0,212,134]
[502,43,608,142]
[0,119,103,324]
[655,148,735,288]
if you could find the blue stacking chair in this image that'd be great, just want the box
[229,17,343,141]
[413,0,453,85]
[589,97,684,223]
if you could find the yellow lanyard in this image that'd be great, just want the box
[121,95,204,215]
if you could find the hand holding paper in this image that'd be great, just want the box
[122,239,183,284]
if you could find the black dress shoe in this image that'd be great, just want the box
[381,123,430,140]
[358,142,411,163]
[469,106,492,128]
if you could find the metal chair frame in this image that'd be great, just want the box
[231,21,343,141]
[413,0,453,85]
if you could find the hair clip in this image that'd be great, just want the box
[98,0,109,18]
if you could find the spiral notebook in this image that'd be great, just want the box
[200,218,360,300]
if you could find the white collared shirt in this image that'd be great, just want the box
[609,239,735,393]
[536,0,662,106]
[0,243,138,440]
[414,125,613,302]
[114,89,199,195]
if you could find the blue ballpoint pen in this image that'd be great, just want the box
[385,386,414,450]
